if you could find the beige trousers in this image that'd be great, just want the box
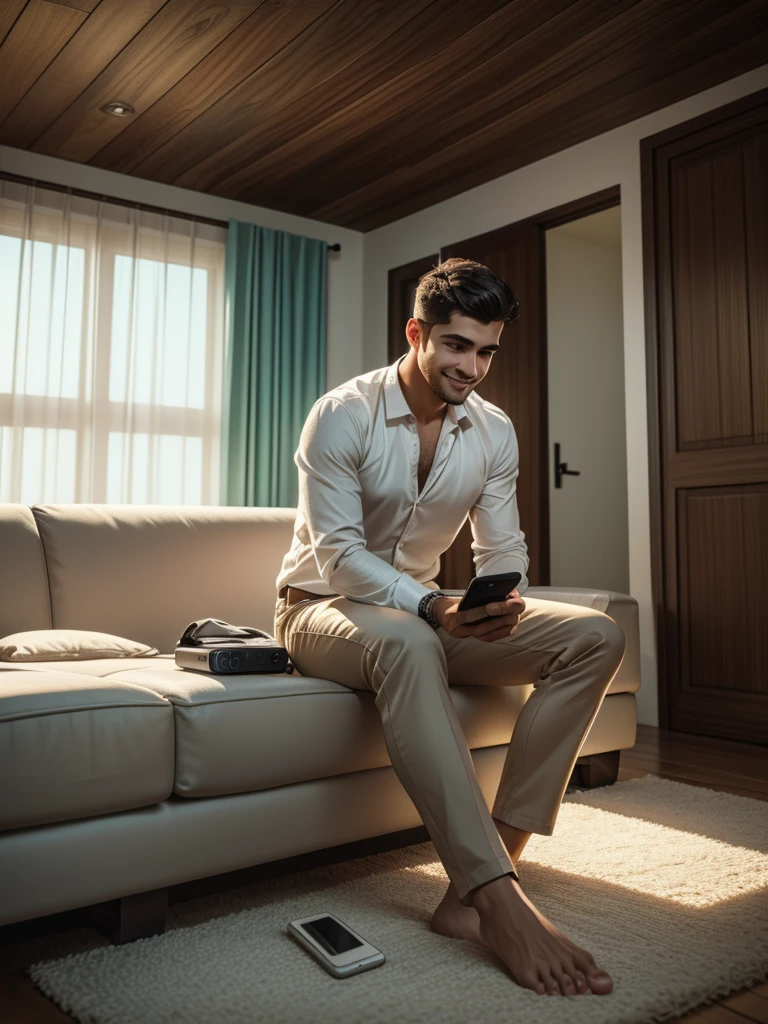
[274,586,626,907]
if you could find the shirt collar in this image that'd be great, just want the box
[384,354,471,428]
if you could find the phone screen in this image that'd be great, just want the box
[303,916,364,956]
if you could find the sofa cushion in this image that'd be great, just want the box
[0,629,159,662]
[0,666,174,831]
[30,504,297,654]
[18,656,534,800]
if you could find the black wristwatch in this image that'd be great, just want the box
[418,590,449,629]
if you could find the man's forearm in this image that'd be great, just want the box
[316,541,435,617]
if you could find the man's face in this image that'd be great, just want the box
[407,312,504,405]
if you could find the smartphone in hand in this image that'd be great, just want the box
[456,571,522,624]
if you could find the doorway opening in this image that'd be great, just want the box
[544,206,629,594]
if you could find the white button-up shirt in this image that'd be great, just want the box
[276,354,530,616]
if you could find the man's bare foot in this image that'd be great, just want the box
[430,877,484,944]
[475,876,612,995]
[431,876,612,996]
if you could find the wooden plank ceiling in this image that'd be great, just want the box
[0,0,766,232]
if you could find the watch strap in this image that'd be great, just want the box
[418,590,448,629]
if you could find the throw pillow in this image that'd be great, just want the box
[0,629,159,662]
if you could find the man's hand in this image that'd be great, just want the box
[433,588,525,643]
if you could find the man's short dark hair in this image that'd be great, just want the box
[413,258,520,330]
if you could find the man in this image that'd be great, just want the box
[275,258,624,996]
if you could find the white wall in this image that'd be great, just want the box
[0,145,365,390]
[363,64,768,728]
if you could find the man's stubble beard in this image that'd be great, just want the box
[419,352,472,407]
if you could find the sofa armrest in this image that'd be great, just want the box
[524,586,640,696]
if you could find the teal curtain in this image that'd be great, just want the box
[221,221,327,507]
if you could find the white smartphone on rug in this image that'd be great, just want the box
[287,912,386,978]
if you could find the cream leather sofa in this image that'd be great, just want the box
[0,503,640,942]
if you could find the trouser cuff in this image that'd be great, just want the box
[457,857,519,908]
[492,807,556,836]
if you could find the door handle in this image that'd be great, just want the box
[554,442,581,489]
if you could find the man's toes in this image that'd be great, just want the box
[587,969,613,995]
[553,968,577,995]
[540,971,561,995]
[565,941,609,976]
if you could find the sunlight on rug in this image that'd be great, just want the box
[27,775,768,1024]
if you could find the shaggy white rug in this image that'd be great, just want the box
[27,775,768,1024]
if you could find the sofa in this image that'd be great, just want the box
[0,503,641,943]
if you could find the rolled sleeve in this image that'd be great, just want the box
[296,398,434,614]
[468,416,530,595]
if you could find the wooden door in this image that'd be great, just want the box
[642,87,768,745]
[436,220,547,591]
[386,237,544,592]
[387,254,439,364]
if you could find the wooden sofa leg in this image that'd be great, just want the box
[571,750,621,789]
[86,887,168,945]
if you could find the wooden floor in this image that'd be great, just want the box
[1,723,767,1023]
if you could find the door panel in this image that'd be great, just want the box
[386,230,545,592]
[387,254,438,364]
[437,220,546,592]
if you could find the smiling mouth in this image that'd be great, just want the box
[445,374,473,387]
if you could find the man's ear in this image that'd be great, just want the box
[405,317,423,351]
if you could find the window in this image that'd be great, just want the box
[0,179,226,505]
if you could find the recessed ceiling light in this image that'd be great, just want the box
[101,101,134,117]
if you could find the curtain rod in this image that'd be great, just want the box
[0,171,341,252]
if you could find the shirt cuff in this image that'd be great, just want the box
[393,573,437,617]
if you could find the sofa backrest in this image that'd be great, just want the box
[0,504,298,654]
[0,505,53,637]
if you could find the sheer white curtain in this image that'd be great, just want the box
[0,178,226,505]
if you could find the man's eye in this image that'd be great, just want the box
[445,344,494,355]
